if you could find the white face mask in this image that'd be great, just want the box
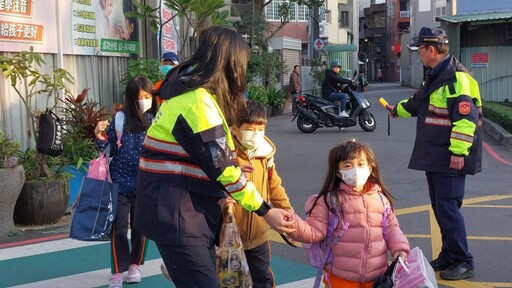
[241,130,265,150]
[138,99,152,113]
[339,166,371,188]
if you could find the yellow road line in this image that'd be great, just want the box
[464,205,512,208]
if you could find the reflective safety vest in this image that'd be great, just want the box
[396,57,482,175]
[140,87,267,213]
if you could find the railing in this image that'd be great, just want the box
[400,11,410,17]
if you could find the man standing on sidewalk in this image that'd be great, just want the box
[289,65,301,114]
[386,27,483,280]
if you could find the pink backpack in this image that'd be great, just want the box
[303,191,391,288]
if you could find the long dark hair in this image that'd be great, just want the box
[123,76,157,132]
[170,26,249,125]
[312,141,394,215]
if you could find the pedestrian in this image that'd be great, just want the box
[288,140,410,288]
[133,26,295,288]
[94,76,158,288]
[358,72,365,93]
[154,51,180,103]
[289,65,301,114]
[321,60,353,117]
[385,27,482,280]
[377,68,383,83]
[230,100,294,287]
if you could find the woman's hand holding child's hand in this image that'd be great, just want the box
[263,208,296,234]
[94,120,109,141]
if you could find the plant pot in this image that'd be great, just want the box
[271,106,284,117]
[0,165,25,237]
[266,106,273,119]
[14,180,69,225]
[64,165,88,212]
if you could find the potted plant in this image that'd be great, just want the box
[59,88,110,210]
[0,131,25,237]
[0,47,74,225]
[266,85,286,116]
[14,149,70,225]
[247,84,271,118]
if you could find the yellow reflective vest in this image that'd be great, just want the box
[395,56,482,174]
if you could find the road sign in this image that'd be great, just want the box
[313,38,325,50]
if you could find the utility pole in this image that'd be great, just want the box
[308,5,321,62]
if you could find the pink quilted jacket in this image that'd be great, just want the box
[290,183,410,283]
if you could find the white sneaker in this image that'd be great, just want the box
[126,264,142,283]
[108,273,123,288]
[339,111,349,117]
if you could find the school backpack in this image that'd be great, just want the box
[36,109,64,157]
[303,191,391,288]
[114,111,125,148]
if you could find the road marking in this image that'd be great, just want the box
[483,141,512,166]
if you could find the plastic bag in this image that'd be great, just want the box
[392,247,438,288]
[216,203,253,288]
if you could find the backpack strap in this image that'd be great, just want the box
[378,192,392,241]
[114,111,125,148]
[313,211,349,288]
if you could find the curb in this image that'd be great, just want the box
[482,118,512,147]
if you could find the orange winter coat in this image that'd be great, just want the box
[232,136,293,250]
[290,183,410,283]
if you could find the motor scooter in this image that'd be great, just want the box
[292,84,376,133]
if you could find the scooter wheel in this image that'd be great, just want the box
[358,112,376,132]
[297,115,317,133]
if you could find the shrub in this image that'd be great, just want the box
[483,102,512,133]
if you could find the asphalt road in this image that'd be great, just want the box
[267,83,512,287]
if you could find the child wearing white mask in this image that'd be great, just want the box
[224,100,294,287]
[94,76,157,288]
[287,140,410,288]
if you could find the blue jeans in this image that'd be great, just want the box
[327,92,348,112]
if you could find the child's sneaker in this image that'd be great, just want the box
[108,273,123,288]
[126,264,142,283]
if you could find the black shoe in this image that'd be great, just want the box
[440,261,475,280]
[430,257,451,271]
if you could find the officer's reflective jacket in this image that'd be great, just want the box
[395,55,482,175]
[143,68,268,212]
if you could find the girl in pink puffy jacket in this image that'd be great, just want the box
[289,141,410,288]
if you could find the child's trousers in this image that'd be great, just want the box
[111,195,148,274]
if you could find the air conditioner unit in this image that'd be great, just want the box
[319,23,328,38]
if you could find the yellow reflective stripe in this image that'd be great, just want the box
[425,117,451,126]
[450,119,477,156]
[230,181,264,211]
[450,131,474,143]
[139,157,208,180]
[143,135,189,156]
[396,99,412,117]
[428,104,449,116]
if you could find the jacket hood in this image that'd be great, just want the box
[159,64,195,100]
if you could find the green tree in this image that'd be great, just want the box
[127,0,231,59]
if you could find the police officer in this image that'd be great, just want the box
[134,26,295,288]
[386,27,482,280]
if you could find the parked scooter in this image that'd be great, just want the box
[292,84,376,133]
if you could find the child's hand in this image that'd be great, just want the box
[95,120,109,140]
[393,251,408,262]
